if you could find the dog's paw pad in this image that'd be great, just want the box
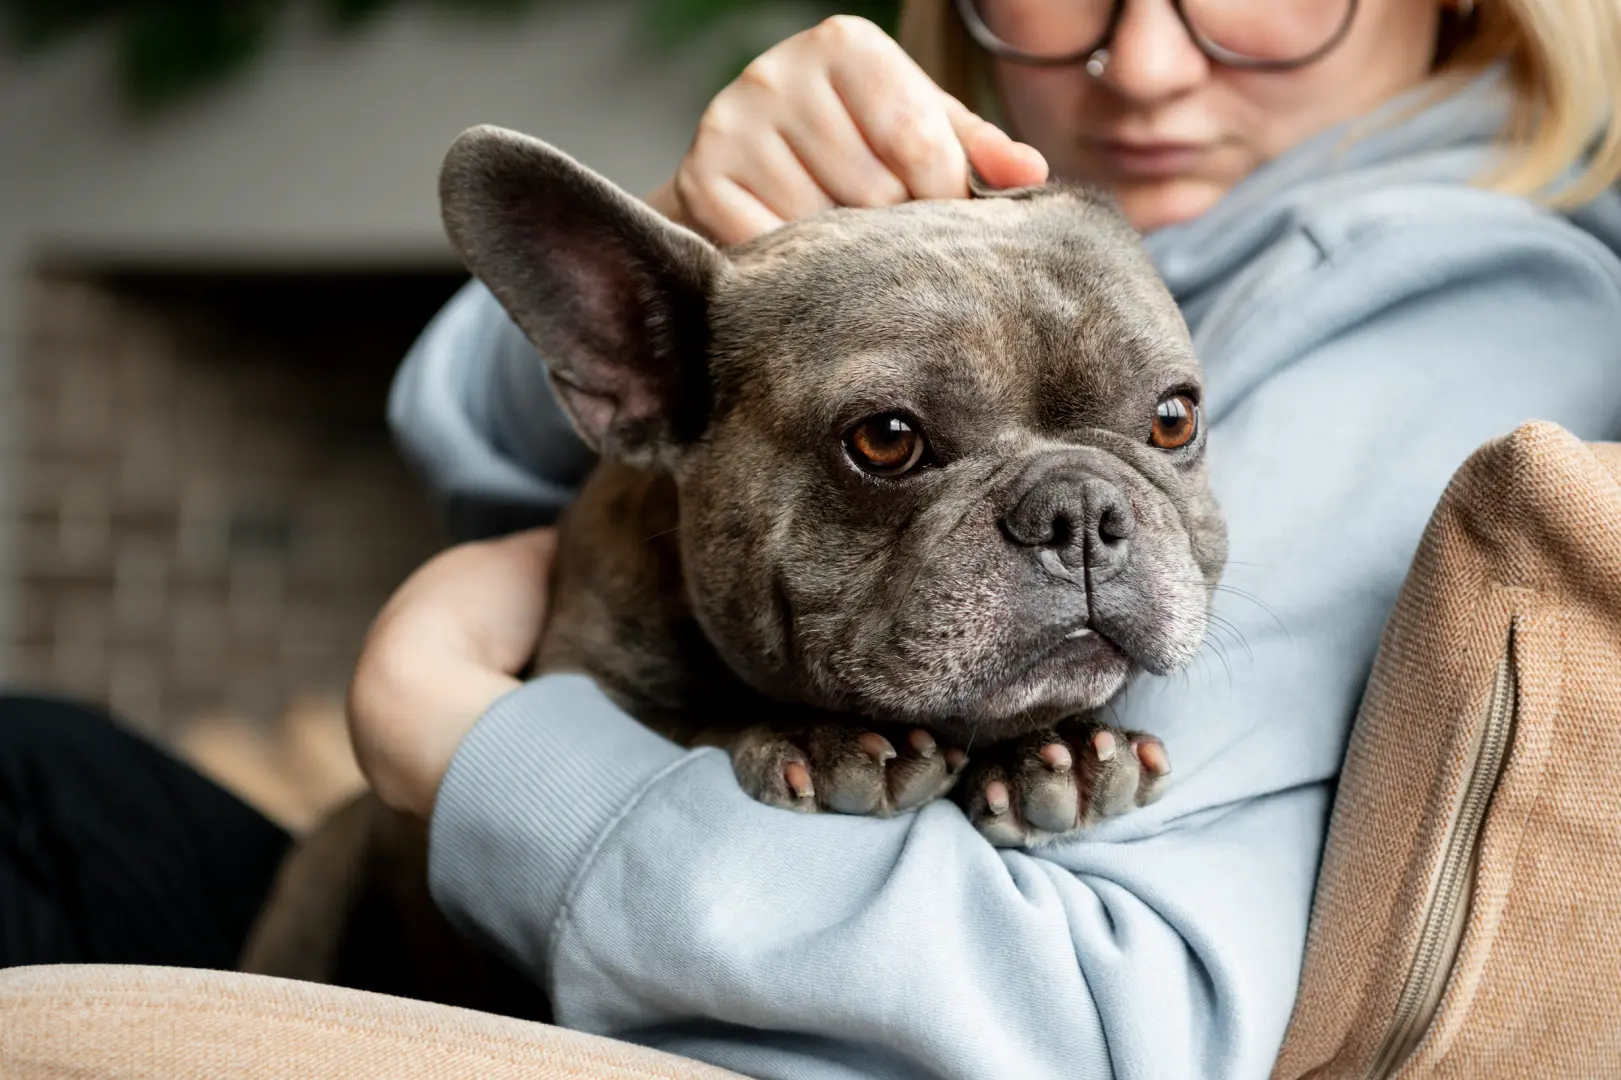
[1091,730,1117,762]
[1039,742,1073,771]
[1131,735,1170,777]
[963,769,1025,846]
[1127,734,1170,806]
[733,724,962,816]
[783,760,816,801]
[858,732,897,764]
[956,722,1171,847]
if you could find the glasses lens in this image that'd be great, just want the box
[1180,0,1352,63]
[967,0,1112,60]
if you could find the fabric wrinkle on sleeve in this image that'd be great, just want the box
[427,674,691,989]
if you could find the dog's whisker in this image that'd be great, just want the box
[1192,651,1216,692]
[1201,637,1235,692]
[1201,613,1255,664]
[1167,573,1289,638]
[1210,585,1286,627]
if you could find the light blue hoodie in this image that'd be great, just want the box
[389,68,1621,1080]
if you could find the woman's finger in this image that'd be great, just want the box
[675,166,787,246]
[822,20,969,200]
[940,93,1051,190]
[721,130,840,229]
[779,75,912,210]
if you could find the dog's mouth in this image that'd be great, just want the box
[897,620,1134,743]
[1032,619,1132,673]
[973,618,1133,708]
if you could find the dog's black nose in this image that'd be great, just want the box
[1003,472,1134,575]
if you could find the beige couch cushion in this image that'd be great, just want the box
[1273,422,1621,1079]
[0,964,747,1079]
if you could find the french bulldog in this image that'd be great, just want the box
[238,127,1225,1010]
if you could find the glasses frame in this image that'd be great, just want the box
[951,0,1361,72]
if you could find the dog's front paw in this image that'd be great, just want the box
[955,720,1170,848]
[729,724,967,816]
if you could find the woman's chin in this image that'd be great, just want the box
[1111,179,1229,235]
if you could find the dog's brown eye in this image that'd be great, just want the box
[1151,394,1199,450]
[846,414,927,477]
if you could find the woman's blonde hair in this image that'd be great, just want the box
[897,0,1621,206]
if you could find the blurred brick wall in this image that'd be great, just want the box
[0,269,462,745]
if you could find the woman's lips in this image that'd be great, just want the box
[1094,139,1207,179]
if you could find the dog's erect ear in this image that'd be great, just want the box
[439,125,723,467]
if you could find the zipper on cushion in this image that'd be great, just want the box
[1361,628,1518,1080]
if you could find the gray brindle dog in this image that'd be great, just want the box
[240,127,1226,1011]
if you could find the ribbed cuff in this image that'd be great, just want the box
[426,673,687,980]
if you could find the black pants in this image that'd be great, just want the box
[0,694,290,970]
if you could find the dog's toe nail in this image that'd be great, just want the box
[859,732,897,765]
[784,762,815,799]
[1040,742,1073,771]
[944,749,969,774]
[907,729,938,757]
[984,780,1010,815]
[1092,731,1118,762]
[1134,739,1170,776]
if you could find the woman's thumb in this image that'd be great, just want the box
[941,94,1049,190]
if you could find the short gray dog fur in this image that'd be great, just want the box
[238,128,1225,1011]
[443,125,1226,846]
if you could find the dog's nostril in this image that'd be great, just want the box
[1049,511,1073,549]
[1097,506,1130,546]
[1003,472,1133,561]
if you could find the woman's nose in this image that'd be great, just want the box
[1097,0,1211,104]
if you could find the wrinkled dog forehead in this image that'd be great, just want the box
[705,191,1198,430]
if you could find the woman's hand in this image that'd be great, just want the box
[347,528,558,821]
[645,15,1049,245]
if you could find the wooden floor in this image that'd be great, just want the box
[170,694,366,833]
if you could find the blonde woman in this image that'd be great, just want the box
[360,2,1621,1077]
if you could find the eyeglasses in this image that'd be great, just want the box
[952,0,1360,74]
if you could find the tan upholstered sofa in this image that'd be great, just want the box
[0,963,745,1080]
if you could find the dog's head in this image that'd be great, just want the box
[440,127,1225,744]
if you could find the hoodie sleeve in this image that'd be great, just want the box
[430,677,1324,1080]
[418,202,1621,1080]
[388,279,597,541]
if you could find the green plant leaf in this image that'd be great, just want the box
[320,0,396,31]
[425,0,543,19]
[841,0,901,33]
[2,0,906,116]
[636,0,757,49]
[115,3,280,113]
[3,0,123,54]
